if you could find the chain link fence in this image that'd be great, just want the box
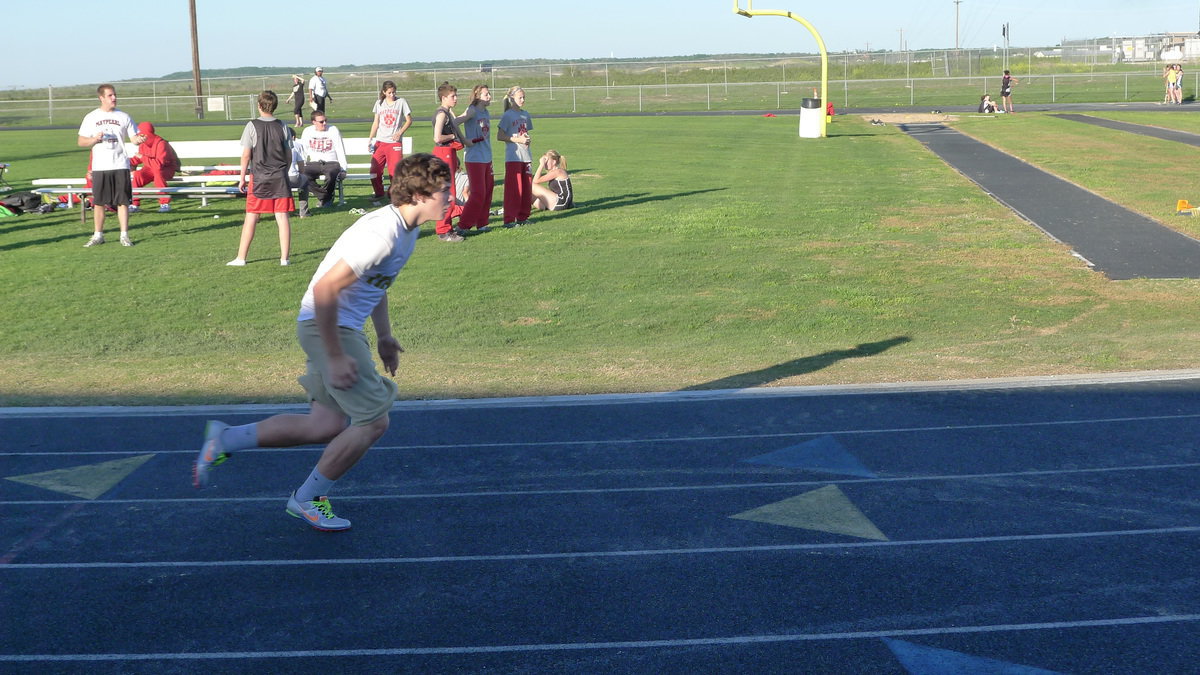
[1,51,1191,127]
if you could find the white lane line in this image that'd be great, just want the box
[2,366,1198,420]
[5,411,1200,457]
[3,526,1197,570]
[3,462,1199,506]
[2,614,1197,661]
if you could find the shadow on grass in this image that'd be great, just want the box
[679,336,913,391]
[0,214,65,237]
[529,188,728,224]
[0,209,249,251]
[0,215,92,250]
[1,149,82,163]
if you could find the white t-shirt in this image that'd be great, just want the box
[297,205,420,330]
[300,125,348,165]
[372,98,412,142]
[463,106,492,163]
[78,108,138,171]
[498,108,533,163]
[309,75,328,97]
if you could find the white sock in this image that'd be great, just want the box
[295,467,335,503]
[218,423,259,452]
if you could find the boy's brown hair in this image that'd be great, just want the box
[389,154,451,207]
[257,90,279,114]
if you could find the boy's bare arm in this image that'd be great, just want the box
[312,260,361,389]
[370,297,403,376]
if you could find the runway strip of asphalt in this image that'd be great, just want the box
[899,122,1200,279]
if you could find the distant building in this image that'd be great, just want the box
[1063,33,1200,63]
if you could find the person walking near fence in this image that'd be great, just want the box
[129,122,179,213]
[193,154,453,532]
[77,84,146,247]
[367,80,412,205]
[1000,70,1019,114]
[309,67,332,114]
[285,75,306,127]
[497,86,533,227]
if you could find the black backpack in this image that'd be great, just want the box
[0,191,43,214]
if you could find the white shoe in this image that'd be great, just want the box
[84,233,104,247]
[280,259,290,266]
[158,204,171,213]
[226,258,246,267]
[128,205,140,213]
[192,420,230,488]
[120,233,132,247]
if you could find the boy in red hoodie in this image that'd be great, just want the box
[130,122,180,212]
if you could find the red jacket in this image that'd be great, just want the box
[130,122,179,174]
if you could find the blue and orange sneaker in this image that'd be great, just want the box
[286,492,351,531]
[193,420,230,488]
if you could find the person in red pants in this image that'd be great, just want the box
[457,84,494,232]
[367,80,412,205]
[129,122,179,212]
[431,82,467,242]
[497,86,533,227]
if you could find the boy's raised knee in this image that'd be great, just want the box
[363,414,389,441]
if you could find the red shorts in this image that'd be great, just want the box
[245,177,294,214]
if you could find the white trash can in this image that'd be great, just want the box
[799,97,822,138]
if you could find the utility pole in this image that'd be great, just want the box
[189,0,204,120]
[954,0,962,51]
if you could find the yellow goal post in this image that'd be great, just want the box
[733,1,829,137]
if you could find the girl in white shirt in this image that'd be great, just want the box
[367,80,413,203]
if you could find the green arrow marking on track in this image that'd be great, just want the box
[730,484,888,540]
[5,454,155,499]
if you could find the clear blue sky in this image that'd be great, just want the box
[7,1,1195,90]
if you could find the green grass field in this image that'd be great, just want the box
[2,111,1199,406]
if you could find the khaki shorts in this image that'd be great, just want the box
[296,320,397,426]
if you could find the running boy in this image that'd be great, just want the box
[194,153,452,531]
[78,84,146,247]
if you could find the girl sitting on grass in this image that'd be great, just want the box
[531,150,573,212]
